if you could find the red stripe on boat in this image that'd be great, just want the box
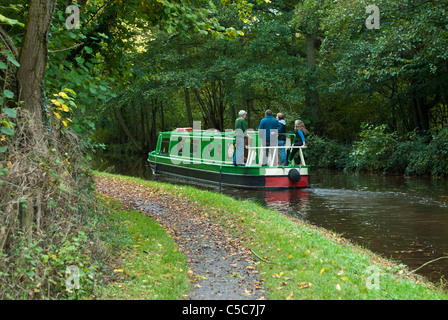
[265,176,309,188]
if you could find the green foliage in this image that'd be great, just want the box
[0,106,17,178]
[342,124,448,176]
[304,133,349,170]
[0,14,24,27]
[347,123,398,173]
[94,0,313,153]
[1,47,21,108]
[1,220,100,299]
[404,129,448,176]
[89,0,448,177]
[319,0,448,132]
[385,130,428,175]
[1,107,16,136]
[46,3,116,139]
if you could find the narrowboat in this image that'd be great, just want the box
[147,127,310,189]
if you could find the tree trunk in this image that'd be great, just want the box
[410,79,431,131]
[184,88,193,127]
[113,106,142,150]
[140,102,146,150]
[246,99,253,128]
[17,0,57,152]
[306,33,316,68]
[160,100,165,131]
[305,33,320,127]
[415,97,429,131]
[194,88,216,129]
[150,103,157,149]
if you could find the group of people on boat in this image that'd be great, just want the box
[234,109,309,167]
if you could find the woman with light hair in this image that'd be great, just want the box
[285,120,308,166]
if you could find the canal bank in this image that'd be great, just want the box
[93,156,448,283]
[95,171,448,299]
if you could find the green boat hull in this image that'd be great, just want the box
[148,152,310,189]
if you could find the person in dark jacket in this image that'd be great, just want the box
[285,120,308,166]
[276,113,287,166]
[258,109,282,166]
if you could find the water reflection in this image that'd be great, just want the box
[264,189,310,217]
[303,187,448,281]
[93,157,448,282]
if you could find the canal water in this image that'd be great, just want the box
[94,157,448,282]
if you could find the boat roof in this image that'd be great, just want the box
[161,128,252,136]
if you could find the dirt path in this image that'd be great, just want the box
[95,176,266,300]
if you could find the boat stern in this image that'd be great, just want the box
[262,166,310,188]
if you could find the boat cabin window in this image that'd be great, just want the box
[159,137,170,155]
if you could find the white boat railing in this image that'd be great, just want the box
[246,145,306,167]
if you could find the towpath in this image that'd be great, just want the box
[95,175,266,300]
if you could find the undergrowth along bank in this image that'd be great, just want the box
[305,125,448,176]
[0,177,191,300]
[96,172,448,300]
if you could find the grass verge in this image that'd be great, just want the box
[95,171,448,300]
[93,197,191,299]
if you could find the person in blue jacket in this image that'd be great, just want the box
[258,109,282,166]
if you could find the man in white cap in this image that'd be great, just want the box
[234,110,248,166]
